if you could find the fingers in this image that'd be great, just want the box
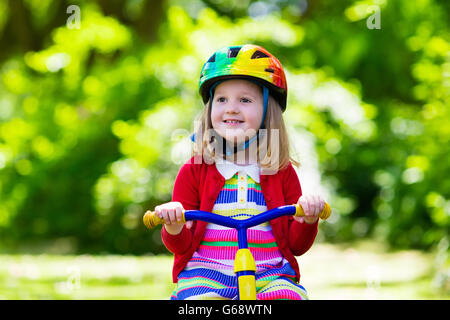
[155,206,169,225]
[175,206,183,223]
[318,196,325,214]
[302,195,325,215]
[299,196,308,214]
[168,208,176,224]
[155,202,185,226]
[300,195,315,216]
[312,195,321,215]
[298,194,325,224]
[293,215,304,224]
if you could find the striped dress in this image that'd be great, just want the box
[170,167,308,300]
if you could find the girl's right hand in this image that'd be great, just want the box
[154,201,193,235]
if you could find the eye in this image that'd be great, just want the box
[217,97,226,103]
[241,97,252,103]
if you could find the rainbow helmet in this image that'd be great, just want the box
[198,44,288,111]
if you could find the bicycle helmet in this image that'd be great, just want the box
[199,44,288,111]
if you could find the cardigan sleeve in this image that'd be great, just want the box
[283,163,319,256]
[161,159,200,255]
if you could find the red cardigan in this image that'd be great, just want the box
[161,156,318,283]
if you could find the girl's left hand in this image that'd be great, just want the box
[294,194,325,224]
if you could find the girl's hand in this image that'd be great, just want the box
[155,201,193,235]
[294,195,325,224]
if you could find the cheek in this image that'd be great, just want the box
[210,107,223,130]
[210,108,219,123]
[245,107,263,128]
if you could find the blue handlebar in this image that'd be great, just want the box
[184,205,296,230]
[143,203,331,250]
[184,205,297,249]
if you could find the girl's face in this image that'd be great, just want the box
[210,79,263,144]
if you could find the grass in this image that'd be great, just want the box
[300,241,448,300]
[0,241,448,300]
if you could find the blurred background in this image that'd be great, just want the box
[0,0,448,299]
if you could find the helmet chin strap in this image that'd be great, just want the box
[209,80,269,157]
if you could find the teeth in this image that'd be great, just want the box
[225,120,241,123]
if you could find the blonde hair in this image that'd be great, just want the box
[192,95,299,172]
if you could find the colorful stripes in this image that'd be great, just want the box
[171,262,307,300]
[215,177,265,206]
[171,172,308,300]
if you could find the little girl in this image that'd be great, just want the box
[155,44,326,300]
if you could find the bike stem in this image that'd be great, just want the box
[237,227,248,249]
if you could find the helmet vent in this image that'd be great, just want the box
[265,68,275,73]
[251,50,269,59]
[207,53,216,63]
[228,46,242,58]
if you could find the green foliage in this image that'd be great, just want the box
[0,0,448,254]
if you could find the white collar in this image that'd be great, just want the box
[216,160,260,183]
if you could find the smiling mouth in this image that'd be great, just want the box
[223,120,244,124]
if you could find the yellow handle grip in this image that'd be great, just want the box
[142,210,185,229]
[295,202,332,220]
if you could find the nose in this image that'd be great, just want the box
[224,99,240,114]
